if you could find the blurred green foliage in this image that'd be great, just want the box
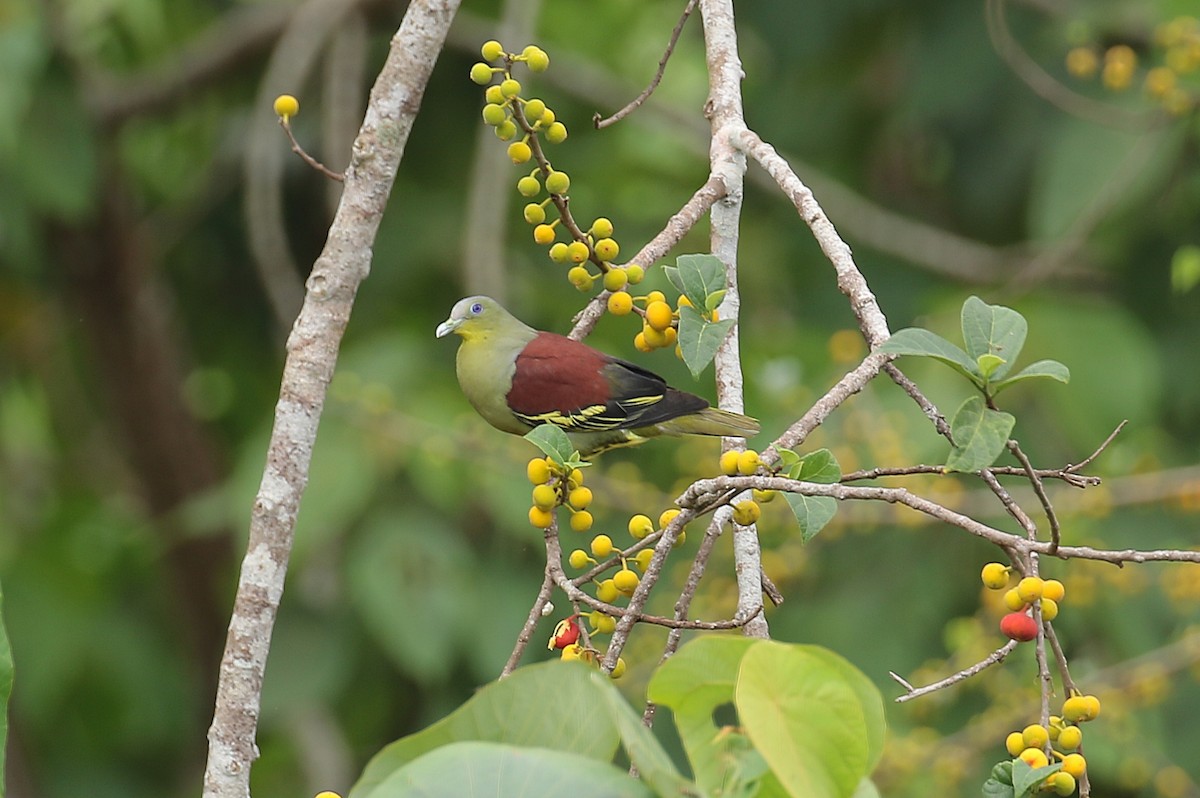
[2,0,1200,796]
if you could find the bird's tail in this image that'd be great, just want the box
[657,407,760,439]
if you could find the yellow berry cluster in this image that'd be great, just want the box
[1065,15,1199,114]
[717,448,776,524]
[607,289,720,357]
[526,456,592,532]
[471,40,633,290]
[981,565,1064,641]
[567,508,688,611]
[1002,693,1100,795]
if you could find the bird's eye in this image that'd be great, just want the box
[470,302,483,315]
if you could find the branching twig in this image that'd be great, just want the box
[892,640,1020,702]
[593,0,698,129]
[500,567,555,677]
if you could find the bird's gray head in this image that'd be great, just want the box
[435,296,510,339]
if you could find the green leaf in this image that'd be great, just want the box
[797,647,886,774]
[647,635,758,794]
[1010,758,1061,798]
[678,305,735,379]
[674,253,728,309]
[776,448,803,469]
[587,670,694,797]
[876,329,980,384]
[960,296,1027,380]
[736,641,871,798]
[852,779,882,798]
[350,662,621,798]
[0,580,10,797]
[783,494,838,543]
[364,740,655,798]
[793,448,841,484]
[524,424,576,467]
[945,396,1015,472]
[990,359,1071,396]
[977,354,1006,380]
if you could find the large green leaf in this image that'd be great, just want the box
[945,396,1015,472]
[960,296,1027,381]
[736,642,871,798]
[350,662,620,798]
[876,329,979,385]
[647,635,758,794]
[587,670,695,797]
[524,423,576,467]
[677,305,735,379]
[783,494,838,543]
[792,448,841,484]
[364,741,654,798]
[665,253,728,310]
[0,580,10,798]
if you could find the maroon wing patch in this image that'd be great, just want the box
[507,332,611,417]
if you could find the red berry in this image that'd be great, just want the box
[1000,611,1039,642]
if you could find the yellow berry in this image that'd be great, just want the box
[1057,725,1082,751]
[1066,46,1098,78]
[545,121,568,144]
[314,792,342,798]
[594,238,619,262]
[596,579,619,603]
[673,530,686,547]
[494,120,517,140]
[591,217,614,238]
[523,98,546,121]
[545,170,571,194]
[560,643,584,661]
[1042,579,1065,602]
[1018,748,1048,769]
[719,450,741,476]
[634,549,654,571]
[523,203,546,225]
[633,332,653,353]
[484,85,505,104]
[1003,588,1026,611]
[538,108,556,126]
[628,514,653,539]
[607,291,634,315]
[482,103,507,126]
[522,44,550,72]
[737,449,761,476]
[752,488,777,503]
[659,508,682,529]
[273,94,299,119]
[613,567,639,595]
[481,40,505,61]
[662,326,677,347]
[531,483,558,511]
[1062,694,1100,723]
[625,264,645,284]
[1004,731,1025,757]
[1021,723,1049,749]
[1061,753,1086,778]
[732,500,761,526]
[470,63,495,85]
[507,140,532,164]
[589,611,616,634]
[570,467,585,486]
[533,224,556,245]
[590,534,614,557]
[566,241,590,264]
[548,242,570,262]
[603,268,628,292]
[609,656,626,679]
[568,486,593,510]
[981,562,1010,590]
[1049,772,1075,797]
[642,324,670,349]
[517,175,541,196]
[645,290,666,305]
[567,265,592,287]
[528,506,554,529]
[570,510,594,532]
[500,77,522,97]
[568,549,590,569]
[527,457,552,484]
[676,294,693,309]
[1039,598,1059,622]
[1016,576,1045,603]
[645,301,674,332]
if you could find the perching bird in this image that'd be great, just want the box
[436,296,759,456]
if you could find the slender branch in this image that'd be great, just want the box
[500,567,555,677]
[202,3,461,796]
[892,640,1020,702]
[279,117,346,181]
[594,0,698,129]
[1068,419,1127,472]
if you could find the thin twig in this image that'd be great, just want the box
[594,0,698,129]
[892,640,1020,702]
[501,567,555,677]
[280,117,346,181]
[1068,419,1127,472]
